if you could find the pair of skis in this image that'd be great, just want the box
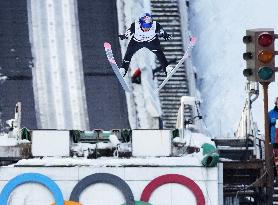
[104,37,196,92]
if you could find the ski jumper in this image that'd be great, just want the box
[121,21,169,75]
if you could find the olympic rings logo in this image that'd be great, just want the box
[0,172,205,205]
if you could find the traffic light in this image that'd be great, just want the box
[243,28,277,83]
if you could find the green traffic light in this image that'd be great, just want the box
[258,67,274,80]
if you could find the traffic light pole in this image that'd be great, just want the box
[262,82,274,204]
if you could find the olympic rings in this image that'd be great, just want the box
[0,172,205,205]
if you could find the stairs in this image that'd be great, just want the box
[213,137,273,204]
[274,183,278,204]
[213,137,258,161]
[151,0,192,129]
[274,165,278,204]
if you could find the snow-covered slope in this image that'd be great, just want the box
[190,0,278,137]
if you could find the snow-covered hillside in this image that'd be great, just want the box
[190,0,278,137]
[1,0,278,138]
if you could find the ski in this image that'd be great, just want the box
[156,36,197,92]
[104,42,131,92]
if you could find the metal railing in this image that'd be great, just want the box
[234,81,263,159]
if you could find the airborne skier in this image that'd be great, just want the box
[118,13,173,77]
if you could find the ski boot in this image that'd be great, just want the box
[119,68,128,77]
[165,65,174,75]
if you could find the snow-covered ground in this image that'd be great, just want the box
[190,0,278,137]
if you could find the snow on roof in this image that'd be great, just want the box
[13,154,205,167]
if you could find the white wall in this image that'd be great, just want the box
[0,166,219,205]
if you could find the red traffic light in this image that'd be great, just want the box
[257,32,273,47]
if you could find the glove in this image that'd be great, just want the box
[118,34,128,40]
[157,33,164,37]
[163,33,172,41]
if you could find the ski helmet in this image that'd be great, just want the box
[139,13,153,29]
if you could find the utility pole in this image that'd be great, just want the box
[262,82,274,204]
